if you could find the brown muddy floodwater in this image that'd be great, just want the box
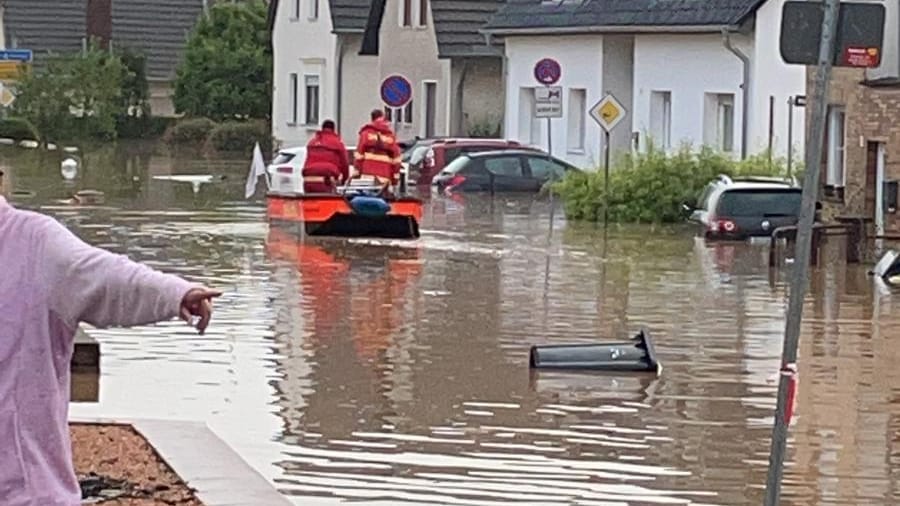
[4,142,900,505]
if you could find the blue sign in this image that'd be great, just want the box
[381,75,412,108]
[0,50,33,62]
[534,58,561,85]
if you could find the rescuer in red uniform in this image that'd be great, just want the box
[302,120,349,194]
[354,109,402,190]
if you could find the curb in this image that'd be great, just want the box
[71,417,290,506]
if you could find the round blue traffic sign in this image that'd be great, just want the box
[381,75,413,108]
[534,58,561,85]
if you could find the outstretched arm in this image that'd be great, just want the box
[38,216,220,332]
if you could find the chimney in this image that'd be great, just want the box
[86,0,112,49]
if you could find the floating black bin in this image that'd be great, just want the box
[529,329,661,373]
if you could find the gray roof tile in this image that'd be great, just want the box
[331,0,371,32]
[484,0,767,32]
[4,0,88,56]
[431,0,504,57]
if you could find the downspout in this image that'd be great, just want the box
[723,29,750,159]
[454,59,469,136]
[336,36,344,134]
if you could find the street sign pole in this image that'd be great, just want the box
[604,129,611,224]
[763,0,840,504]
[787,96,794,180]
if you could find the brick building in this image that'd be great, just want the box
[812,4,900,238]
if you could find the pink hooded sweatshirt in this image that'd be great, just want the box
[0,196,195,505]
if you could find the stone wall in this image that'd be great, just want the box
[807,67,900,235]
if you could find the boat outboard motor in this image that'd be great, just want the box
[529,329,661,374]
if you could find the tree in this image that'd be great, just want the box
[173,0,271,121]
[13,43,127,141]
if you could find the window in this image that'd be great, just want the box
[309,0,319,19]
[483,156,523,177]
[403,100,414,125]
[424,82,437,137]
[292,0,300,19]
[384,107,393,122]
[825,105,846,189]
[304,75,319,125]
[401,0,412,26]
[703,93,735,152]
[289,73,299,124]
[527,156,568,181]
[716,189,802,217]
[518,87,541,145]
[418,0,428,26]
[649,91,671,150]
[567,89,585,152]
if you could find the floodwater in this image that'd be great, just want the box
[5,142,900,505]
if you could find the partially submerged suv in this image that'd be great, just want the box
[689,175,802,240]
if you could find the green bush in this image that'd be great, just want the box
[0,117,39,141]
[467,116,502,138]
[205,120,269,154]
[553,145,792,224]
[117,116,174,139]
[163,118,217,145]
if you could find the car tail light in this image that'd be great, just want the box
[448,175,466,188]
[709,219,737,233]
[276,166,293,174]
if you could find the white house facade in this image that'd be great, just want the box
[485,0,806,169]
[269,0,375,148]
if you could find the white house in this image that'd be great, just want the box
[484,0,807,169]
[268,0,378,148]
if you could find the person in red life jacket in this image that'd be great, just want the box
[303,119,349,193]
[355,109,402,189]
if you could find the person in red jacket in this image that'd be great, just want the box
[303,120,349,194]
[355,109,402,188]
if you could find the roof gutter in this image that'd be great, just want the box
[722,28,750,160]
[480,23,741,37]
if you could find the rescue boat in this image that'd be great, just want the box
[266,175,423,240]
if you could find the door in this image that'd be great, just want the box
[481,155,528,191]
[424,82,437,138]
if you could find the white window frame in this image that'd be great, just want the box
[826,105,846,188]
[303,74,320,126]
[308,0,319,20]
[400,0,412,27]
[717,94,735,153]
[289,73,299,125]
[649,90,672,150]
[567,88,586,153]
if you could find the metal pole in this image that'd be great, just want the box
[787,97,794,180]
[547,115,555,238]
[763,1,840,504]
[604,130,611,224]
[768,95,775,166]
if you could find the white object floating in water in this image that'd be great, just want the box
[63,146,79,153]
[0,138,14,145]
[61,158,79,181]
[19,140,39,149]
[46,143,58,151]
[153,174,223,194]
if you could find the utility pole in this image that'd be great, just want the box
[763,0,840,504]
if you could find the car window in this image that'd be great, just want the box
[716,189,802,217]
[697,183,716,210]
[408,146,430,165]
[527,156,568,180]
[272,152,295,165]
[442,155,472,175]
[483,156,523,177]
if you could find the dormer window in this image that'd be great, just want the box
[401,0,427,28]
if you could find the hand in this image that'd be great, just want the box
[180,288,222,335]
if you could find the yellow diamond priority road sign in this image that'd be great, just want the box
[590,93,627,132]
[0,83,15,108]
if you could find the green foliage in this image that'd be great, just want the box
[206,120,270,154]
[467,116,502,138]
[13,42,133,142]
[173,0,271,120]
[0,117,39,141]
[553,145,793,224]
[117,115,174,139]
[163,118,217,145]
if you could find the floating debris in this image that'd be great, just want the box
[47,143,58,151]
[63,146,80,153]
[61,158,79,181]
[19,140,39,149]
[0,138,14,145]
